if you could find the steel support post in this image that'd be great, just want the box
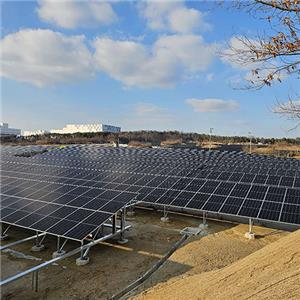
[80,241,85,259]
[112,214,117,234]
[76,241,90,266]
[31,232,45,252]
[127,206,135,217]
[245,218,255,239]
[199,211,208,229]
[160,206,169,222]
[249,218,253,233]
[0,224,10,240]
[1,233,46,251]
[1,225,132,287]
[118,208,128,244]
[31,271,39,292]
[121,208,126,237]
[52,236,66,258]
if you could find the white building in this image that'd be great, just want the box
[50,123,121,134]
[0,123,21,136]
[23,130,49,137]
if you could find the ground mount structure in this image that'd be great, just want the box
[1,144,300,289]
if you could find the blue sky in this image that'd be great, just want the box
[1,0,299,138]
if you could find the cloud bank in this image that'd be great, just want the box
[0,29,94,87]
[139,1,211,33]
[93,34,217,88]
[37,0,117,29]
[1,29,217,88]
[186,98,239,112]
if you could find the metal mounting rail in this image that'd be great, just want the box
[0,225,131,287]
[0,233,47,251]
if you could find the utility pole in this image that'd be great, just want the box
[209,128,214,151]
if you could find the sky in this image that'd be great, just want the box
[1,0,299,138]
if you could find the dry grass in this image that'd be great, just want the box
[247,143,300,158]
[200,142,220,149]
[128,141,152,148]
[160,139,183,146]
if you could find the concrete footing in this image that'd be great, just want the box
[118,238,129,245]
[0,234,9,241]
[76,256,90,266]
[245,232,255,240]
[52,250,66,258]
[199,223,208,230]
[31,244,45,252]
[127,210,135,217]
[160,216,169,222]
[180,226,203,236]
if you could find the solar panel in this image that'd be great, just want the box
[0,149,138,241]
[1,144,300,231]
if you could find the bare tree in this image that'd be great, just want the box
[274,97,300,128]
[223,0,300,120]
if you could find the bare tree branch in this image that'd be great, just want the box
[255,0,300,12]
[222,0,300,122]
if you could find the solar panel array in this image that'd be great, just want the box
[1,146,137,241]
[1,145,300,239]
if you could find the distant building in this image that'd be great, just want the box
[50,123,121,134]
[0,123,21,136]
[23,130,49,137]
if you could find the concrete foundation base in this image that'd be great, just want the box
[127,210,135,217]
[31,244,45,252]
[199,223,208,230]
[160,216,169,222]
[52,250,66,258]
[180,227,203,236]
[0,234,9,241]
[118,238,129,245]
[245,232,255,240]
[76,256,90,266]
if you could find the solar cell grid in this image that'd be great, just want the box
[280,204,300,224]
[203,194,226,210]
[1,145,300,230]
[285,189,300,205]
[220,196,244,214]
[258,201,282,221]
[1,167,137,241]
[238,199,262,218]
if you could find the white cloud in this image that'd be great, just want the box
[0,29,94,86]
[139,1,211,33]
[222,36,260,70]
[186,98,239,112]
[93,34,217,88]
[125,102,175,130]
[135,103,163,115]
[37,0,117,29]
[223,36,287,85]
[0,29,216,88]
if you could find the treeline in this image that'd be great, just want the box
[2,130,300,146]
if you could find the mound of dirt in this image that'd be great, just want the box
[133,229,300,300]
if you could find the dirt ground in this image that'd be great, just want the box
[1,209,288,300]
[132,229,300,300]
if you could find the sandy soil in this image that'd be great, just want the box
[1,209,288,300]
[132,229,300,300]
